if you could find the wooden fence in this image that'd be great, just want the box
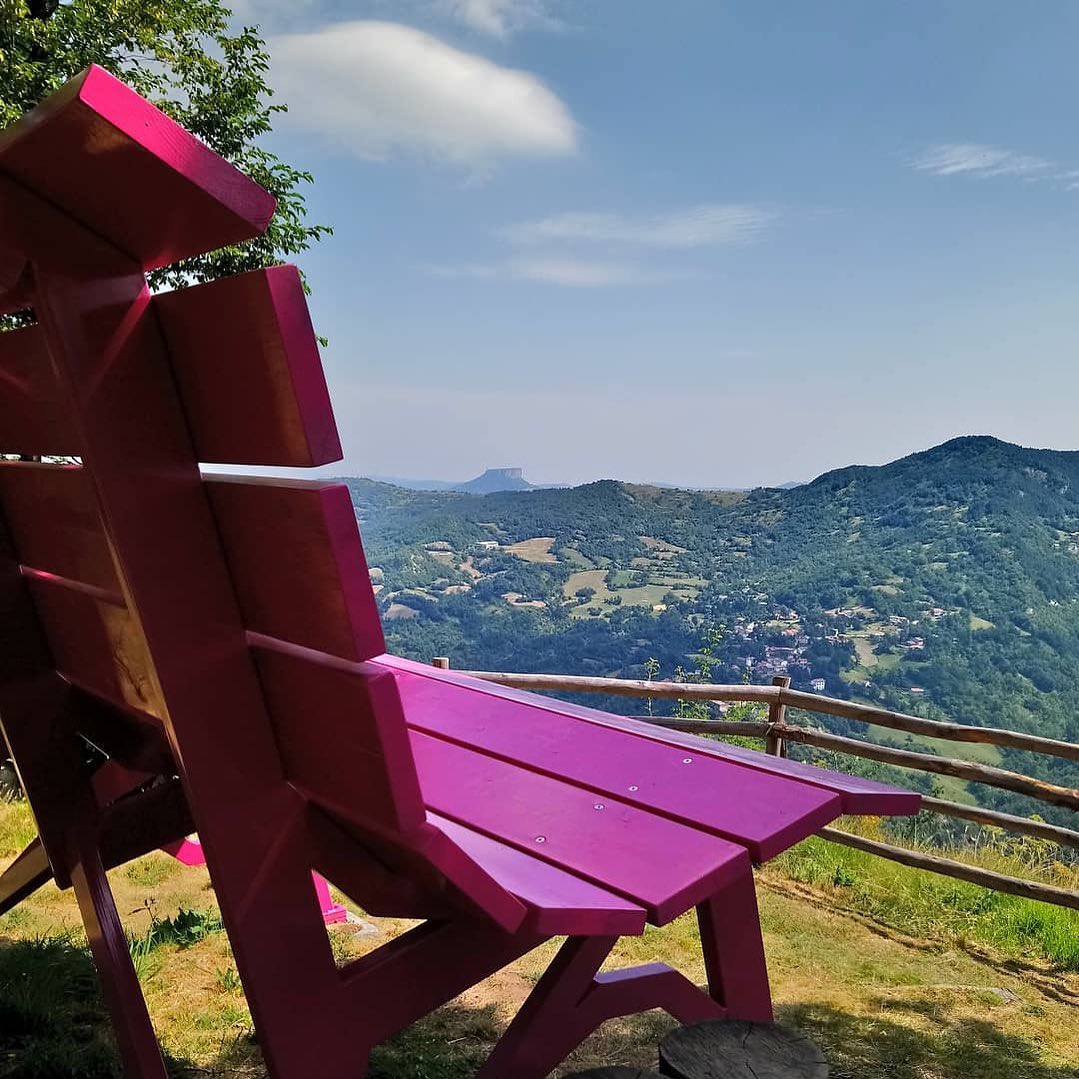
[431,658,1079,911]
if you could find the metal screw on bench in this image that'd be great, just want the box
[659,1020,828,1079]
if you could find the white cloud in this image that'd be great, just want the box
[439,0,563,38]
[910,142,1052,178]
[423,257,667,286]
[268,21,577,165]
[502,204,775,248]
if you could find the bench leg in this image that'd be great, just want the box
[696,871,773,1023]
[478,935,724,1079]
[69,834,168,1079]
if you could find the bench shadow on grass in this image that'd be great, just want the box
[0,936,1072,1079]
[778,1000,1076,1079]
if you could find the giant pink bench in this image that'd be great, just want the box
[0,67,919,1079]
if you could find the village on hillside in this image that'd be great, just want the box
[367,528,957,700]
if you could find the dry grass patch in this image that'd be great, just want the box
[504,537,558,563]
[503,592,546,608]
[385,602,420,620]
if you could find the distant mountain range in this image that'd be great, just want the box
[365,468,804,495]
[365,467,540,495]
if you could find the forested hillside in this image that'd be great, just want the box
[344,436,1079,824]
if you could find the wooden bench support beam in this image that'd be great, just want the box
[69,832,168,1078]
[0,777,194,916]
[0,836,51,915]
[478,934,725,1079]
[340,917,541,1052]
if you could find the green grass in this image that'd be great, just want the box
[125,858,181,889]
[852,638,878,668]
[0,799,38,856]
[776,830,1079,970]
[889,730,1004,767]
[613,583,676,607]
[559,546,594,568]
[843,643,900,683]
[564,569,698,618]
[0,935,133,1078]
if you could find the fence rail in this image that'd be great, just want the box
[432,658,1079,910]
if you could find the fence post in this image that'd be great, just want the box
[432,656,451,670]
[765,675,791,757]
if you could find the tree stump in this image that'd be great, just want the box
[562,1069,660,1079]
[659,1021,828,1079]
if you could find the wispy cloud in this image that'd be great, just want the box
[502,204,775,248]
[422,257,670,287]
[438,0,564,38]
[910,142,1052,179]
[268,21,577,166]
[424,202,773,288]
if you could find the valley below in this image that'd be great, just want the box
[347,436,1079,830]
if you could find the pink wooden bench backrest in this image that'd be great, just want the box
[0,65,425,840]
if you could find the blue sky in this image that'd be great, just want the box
[239,2,1079,487]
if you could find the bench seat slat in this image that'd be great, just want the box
[409,729,749,925]
[390,664,841,861]
[430,813,647,936]
[382,657,920,817]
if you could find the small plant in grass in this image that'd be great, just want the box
[643,656,661,717]
[833,864,857,887]
[193,1002,249,1030]
[215,966,242,993]
[129,900,224,967]
[673,626,725,720]
[155,906,223,948]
